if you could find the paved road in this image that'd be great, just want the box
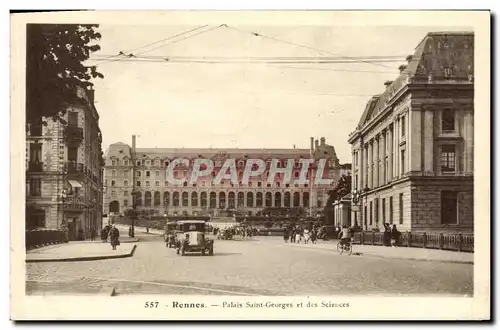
[26,234,473,296]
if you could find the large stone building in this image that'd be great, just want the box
[26,87,104,240]
[348,32,474,233]
[103,137,343,218]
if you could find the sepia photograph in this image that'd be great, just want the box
[10,10,490,320]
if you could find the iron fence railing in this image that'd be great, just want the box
[353,231,474,253]
[25,229,68,250]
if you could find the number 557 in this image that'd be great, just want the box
[145,302,159,308]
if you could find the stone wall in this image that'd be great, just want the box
[410,177,473,233]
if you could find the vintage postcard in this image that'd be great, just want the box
[10,10,490,320]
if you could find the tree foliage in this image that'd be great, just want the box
[26,24,103,128]
[323,175,352,225]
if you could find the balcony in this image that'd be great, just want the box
[63,195,85,212]
[64,125,84,144]
[65,161,85,174]
[27,161,43,172]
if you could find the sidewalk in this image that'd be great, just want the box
[115,224,163,235]
[282,240,474,264]
[26,241,137,263]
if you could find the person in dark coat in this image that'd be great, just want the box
[383,223,391,246]
[283,227,289,243]
[109,225,120,250]
[391,224,401,247]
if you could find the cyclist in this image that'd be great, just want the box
[338,225,351,250]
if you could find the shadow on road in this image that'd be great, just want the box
[178,252,242,257]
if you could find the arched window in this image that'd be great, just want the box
[173,192,179,207]
[228,192,235,209]
[265,192,272,207]
[284,192,291,207]
[274,192,281,207]
[303,192,310,207]
[293,192,300,207]
[200,192,207,208]
[112,169,116,176]
[145,191,152,206]
[210,192,217,208]
[247,192,254,208]
[182,192,189,207]
[256,192,263,207]
[191,192,198,207]
[219,192,226,208]
[111,180,115,186]
[154,191,160,206]
[164,192,170,206]
[135,192,142,206]
[238,192,244,207]
[124,180,128,187]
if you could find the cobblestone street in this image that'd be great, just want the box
[26,235,473,296]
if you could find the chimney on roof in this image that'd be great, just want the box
[310,137,314,152]
[399,64,407,73]
[132,135,136,157]
[384,81,393,88]
[406,55,413,63]
[320,137,325,146]
[315,139,319,149]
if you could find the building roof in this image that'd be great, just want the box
[356,31,474,129]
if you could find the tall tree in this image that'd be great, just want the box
[26,24,103,129]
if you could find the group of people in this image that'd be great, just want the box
[213,225,258,240]
[283,224,320,244]
[383,223,402,247]
[100,223,121,250]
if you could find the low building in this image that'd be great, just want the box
[26,87,104,240]
[348,32,474,233]
[333,193,352,228]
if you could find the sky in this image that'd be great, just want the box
[88,24,470,163]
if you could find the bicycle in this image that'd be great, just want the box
[336,239,353,256]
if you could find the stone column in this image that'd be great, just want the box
[409,110,422,174]
[368,140,373,188]
[373,136,379,188]
[464,110,474,174]
[380,131,386,186]
[423,110,434,174]
[394,118,399,179]
[388,125,393,182]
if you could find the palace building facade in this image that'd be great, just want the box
[348,32,474,233]
[103,137,343,218]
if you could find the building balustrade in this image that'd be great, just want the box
[28,161,43,172]
[64,125,84,143]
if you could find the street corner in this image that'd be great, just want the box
[26,243,138,263]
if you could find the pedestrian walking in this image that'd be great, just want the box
[109,224,120,250]
[391,224,401,247]
[283,227,289,243]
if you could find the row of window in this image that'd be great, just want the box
[108,169,315,179]
[109,179,317,188]
[115,191,313,208]
[358,191,459,227]
[109,158,317,168]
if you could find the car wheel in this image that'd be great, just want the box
[209,246,214,256]
[201,250,206,256]
[181,249,185,256]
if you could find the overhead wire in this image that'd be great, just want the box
[223,25,396,69]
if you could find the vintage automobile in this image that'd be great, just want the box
[176,220,214,256]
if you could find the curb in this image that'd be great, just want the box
[284,243,473,265]
[69,238,140,244]
[26,244,137,263]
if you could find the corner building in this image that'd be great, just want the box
[26,87,104,240]
[348,32,474,233]
[103,137,342,218]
